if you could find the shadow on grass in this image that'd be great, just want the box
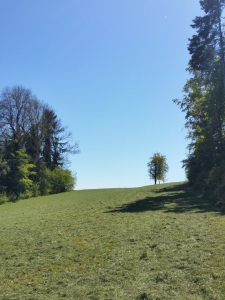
[105,183,220,214]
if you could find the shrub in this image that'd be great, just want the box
[46,168,76,194]
[0,193,8,205]
[206,161,225,210]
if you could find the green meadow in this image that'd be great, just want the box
[0,182,225,299]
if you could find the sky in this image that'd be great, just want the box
[0,0,202,190]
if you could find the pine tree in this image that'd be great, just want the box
[41,107,79,170]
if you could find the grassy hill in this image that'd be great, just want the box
[0,182,224,299]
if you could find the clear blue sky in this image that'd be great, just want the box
[0,0,202,189]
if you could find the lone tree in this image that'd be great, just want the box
[147,152,169,184]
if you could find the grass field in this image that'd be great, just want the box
[0,182,225,299]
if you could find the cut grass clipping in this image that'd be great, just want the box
[0,182,225,299]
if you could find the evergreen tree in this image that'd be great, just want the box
[174,0,225,208]
[0,144,9,194]
[41,107,79,170]
[3,141,35,200]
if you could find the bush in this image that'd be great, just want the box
[206,161,225,210]
[0,193,8,205]
[51,168,75,193]
[40,168,76,195]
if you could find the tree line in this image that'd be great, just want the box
[0,85,79,202]
[174,0,225,210]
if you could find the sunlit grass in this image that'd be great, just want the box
[0,182,225,299]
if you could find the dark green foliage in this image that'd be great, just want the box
[0,85,78,200]
[174,0,225,209]
[42,107,62,170]
[188,0,225,79]
[205,162,225,211]
[3,146,35,201]
[41,107,79,171]
[0,144,9,204]
[0,145,9,194]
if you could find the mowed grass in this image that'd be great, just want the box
[0,182,225,300]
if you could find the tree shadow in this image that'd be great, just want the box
[105,183,220,214]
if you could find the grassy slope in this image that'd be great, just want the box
[0,182,225,300]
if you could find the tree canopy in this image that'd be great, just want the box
[147,152,169,184]
[174,0,225,210]
[0,85,79,201]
